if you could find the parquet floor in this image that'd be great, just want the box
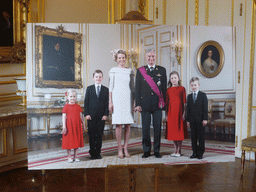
[1,129,253,192]
[0,159,255,191]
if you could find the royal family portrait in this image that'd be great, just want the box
[27,24,235,170]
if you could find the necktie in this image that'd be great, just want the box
[97,86,100,98]
[193,92,196,103]
[150,67,154,71]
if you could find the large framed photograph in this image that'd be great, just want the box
[197,40,224,78]
[35,25,83,88]
[0,0,27,63]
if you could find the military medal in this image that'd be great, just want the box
[157,80,161,86]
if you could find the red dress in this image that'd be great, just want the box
[166,86,186,141]
[62,103,84,149]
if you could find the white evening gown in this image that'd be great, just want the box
[109,67,134,125]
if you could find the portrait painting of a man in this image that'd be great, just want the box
[43,35,75,82]
[0,0,13,47]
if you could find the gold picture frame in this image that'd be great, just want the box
[0,0,28,63]
[197,40,224,78]
[35,25,83,89]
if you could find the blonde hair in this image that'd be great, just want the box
[65,89,77,103]
[115,50,127,62]
[190,77,199,84]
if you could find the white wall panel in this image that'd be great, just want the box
[87,24,121,87]
[189,26,235,98]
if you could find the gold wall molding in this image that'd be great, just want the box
[108,0,126,24]
[0,114,26,129]
[112,0,115,24]
[231,0,234,26]
[205,0,209,26]
[0,129,7,158]
[195,0,199,25]
[163,0,167,25]
[108,0,111,23]
[0,74,25,78]
[0,113,27,155]
[36,0,45,23]
[13,125,27,154]
[0,93,16,97]
[0,96,21,102]
[139,0,149,18]
[119,0,122,20]
[247,1,256,137]
[211,99,235,102]
[153,0,155,23]
[0,111,27,171]
[146,0,149,19]
[186,0,188,25]
[0,81,16,85]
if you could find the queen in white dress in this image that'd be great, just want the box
[109,49,134,158]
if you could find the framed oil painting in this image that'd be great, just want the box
[35,25,83,89]
[0,0,28,63]
[197,41,224,78]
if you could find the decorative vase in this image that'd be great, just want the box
[14,77,26,106]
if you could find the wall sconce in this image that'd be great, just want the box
[128,49,138,69]
[171,41,183,65]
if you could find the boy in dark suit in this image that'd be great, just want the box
[84,70,109,159]
[186,77,208,159]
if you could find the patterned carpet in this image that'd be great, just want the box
[28,138,235,170]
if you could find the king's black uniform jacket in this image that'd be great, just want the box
[135,65,167,111]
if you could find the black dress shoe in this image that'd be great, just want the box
[190,154,198,159]
[96,155,102,159]
[90,156,96,160]
[142,153,150,158]
[154,153,162,158]
[198,156,203,159]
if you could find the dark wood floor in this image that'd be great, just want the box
[0,159,255,191]
[1,128,248,192]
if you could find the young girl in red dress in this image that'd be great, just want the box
[166,71,186,157]
[62,89,85,163]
